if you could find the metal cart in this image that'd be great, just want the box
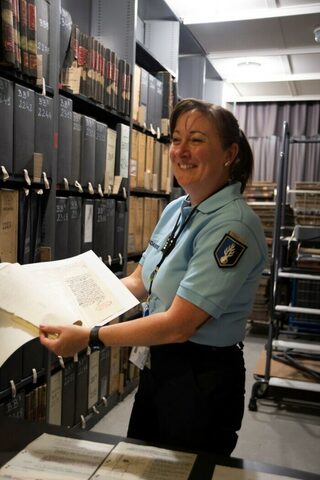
[249,121,320,411]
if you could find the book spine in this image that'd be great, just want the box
[0,188,18,263]
[34,92,53,179]
[0,0,15,66]
[117,58,126,114]
[18,0,28,74]
[80,115,96,188]
[70,111,82,185]
[93,198,108,261]
[125,61,131,117]
[0,76,14,174]
[81,198,94,252]
[95,121,107,188]
[27,0,37,78]
[104,47,111,108]
[57,95,73,184]
[61,360,76,427]
[67,196,82,257]
[36,0,50,82]
[55,196,69,260]
[12,0,21,70]
[13,84,35,177]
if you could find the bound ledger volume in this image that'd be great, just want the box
[36,0,50,83]
[88,350,99,410]
[61,360,76,428]
[115,123,130,192]
[55,196,68,260]
[0,189,18,263]
[13,84,35,178]
[80,115,96,189]
[104,128,117,194]
[27,0,37,78]
[34,93,53,179]
[18,188,31,264]
[70,111,82,186]
[93,198,108,260]
[0,0,15,67]
[98,346,110,400]
[114,200,126,260]
[57,95,73,185]
[0,391,25,420]
[95,121,107,189]
[29,189,43,263]
[0,77,13,176]
[81,198,94,252]
[19,0,29,75]
[67,196,82,258]
[105,198,116,260]
[48,369,62,425]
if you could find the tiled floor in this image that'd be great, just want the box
[91,328,320,476]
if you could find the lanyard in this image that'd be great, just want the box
[148,204,198,297]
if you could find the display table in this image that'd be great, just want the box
[0,415,318,480]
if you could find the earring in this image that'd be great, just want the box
[224,160,231,167]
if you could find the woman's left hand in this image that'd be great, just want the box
[39,323,90,358]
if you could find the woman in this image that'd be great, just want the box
[40,99,267,456]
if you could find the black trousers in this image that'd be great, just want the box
[127,341,245,456]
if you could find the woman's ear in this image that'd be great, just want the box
[225,143,239,167]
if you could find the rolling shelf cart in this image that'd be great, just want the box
[249,121,320,411]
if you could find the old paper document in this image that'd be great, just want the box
[23,250,139,327]
[212,465,303,480]
[91,441,196,480]
[0,250,139,333]
[0,433,114,480]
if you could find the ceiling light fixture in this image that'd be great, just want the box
[237,61,261,68]
[314,26,320,43]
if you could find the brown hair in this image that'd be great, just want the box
[170,98,253,193]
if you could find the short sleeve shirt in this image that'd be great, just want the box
[140,182,268,346]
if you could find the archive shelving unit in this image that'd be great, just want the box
[1,0,216,432]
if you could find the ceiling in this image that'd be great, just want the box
[165,0,320,103]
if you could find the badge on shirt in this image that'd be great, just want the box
[214,231,247,268]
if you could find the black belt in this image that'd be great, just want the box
[150,341,244,358]
[187,341,244,352]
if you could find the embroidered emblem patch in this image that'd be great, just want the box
[214,231,247,268]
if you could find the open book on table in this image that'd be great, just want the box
[0,250,139,367]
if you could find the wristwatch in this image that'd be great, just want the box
[88,325,104,350]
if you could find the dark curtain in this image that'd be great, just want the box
[234,102,320,187]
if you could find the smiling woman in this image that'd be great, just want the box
[40,98,267,458]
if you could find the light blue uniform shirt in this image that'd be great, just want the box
[140,182,268,346]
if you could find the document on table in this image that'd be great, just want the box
[0,433,113,480]
[91,441,197,480]
[212,465,303,480]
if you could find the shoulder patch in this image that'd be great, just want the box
[214,231,247,268]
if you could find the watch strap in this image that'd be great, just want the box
[88,325,104,350]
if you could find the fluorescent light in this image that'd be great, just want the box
[237,61,261,68]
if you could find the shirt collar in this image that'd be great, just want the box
[195,182,242,214]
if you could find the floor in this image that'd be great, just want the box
[91,327,320,476]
